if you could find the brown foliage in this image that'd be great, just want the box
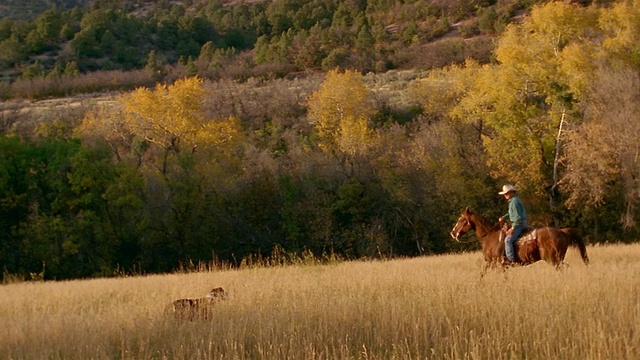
[562,65,640,228]
[9,69,155,100]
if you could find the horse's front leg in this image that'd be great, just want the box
[480,261,491,279]
[555,261,569,271]
[480,258,501,279]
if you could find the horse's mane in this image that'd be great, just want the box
[469,211,498,233]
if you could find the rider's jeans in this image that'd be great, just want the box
[505,220,527,261]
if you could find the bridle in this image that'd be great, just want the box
[451,214,503,244]
[451,215,475,243]
[455,231,477,244]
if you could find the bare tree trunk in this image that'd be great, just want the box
[550,109,566,225]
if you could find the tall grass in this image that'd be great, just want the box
[1,244,638,359]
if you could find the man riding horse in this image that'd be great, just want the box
[498,184,527,265]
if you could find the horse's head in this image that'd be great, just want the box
[450,207,474,242]
[206,287,227,299]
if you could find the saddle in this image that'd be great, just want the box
[500,224,538,247]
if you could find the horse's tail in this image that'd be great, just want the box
[560,228,589,265]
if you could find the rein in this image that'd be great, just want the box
[458,220,503,244]
[455,231,477,244]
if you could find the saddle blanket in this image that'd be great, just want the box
[500,228,538,244]
[519,228,537,243]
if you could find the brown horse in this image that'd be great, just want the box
[450,207,589,274]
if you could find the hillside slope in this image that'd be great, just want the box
[0,0,542,98]
[0,0,86,21]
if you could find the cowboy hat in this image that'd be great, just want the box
[498,184,517,195]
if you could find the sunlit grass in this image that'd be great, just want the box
[1,244,638,359]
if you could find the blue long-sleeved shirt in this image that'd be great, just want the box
[503,195,527,226]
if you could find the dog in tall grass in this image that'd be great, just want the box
[167,287,227,320]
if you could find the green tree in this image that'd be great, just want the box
[21,60,44,79]
[34,9,63,45]
[0,35,27,67]
[355,23,374,51]
[64,60,80,77]
[477,6,498,35]
[71,26,102,57]
[0,135,138,279]
[0,18,13,41]
[290,26,325,69]
[145,50,167,80]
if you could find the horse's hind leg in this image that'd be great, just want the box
[553,246,570,270]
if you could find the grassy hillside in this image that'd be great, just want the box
[1,243,638,359]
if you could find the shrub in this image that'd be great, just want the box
[8,69,156,100]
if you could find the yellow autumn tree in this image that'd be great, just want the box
[600,0,640,68]
[438,2,600,206]
[123,76,242,162]
[121,76,209,155]
[77,76,244,176]
[307,69,377,175]
[403,62,499,213]
[408,65,462,124]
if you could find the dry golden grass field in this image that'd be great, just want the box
[1,243,638,360]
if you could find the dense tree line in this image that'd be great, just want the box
[3,1,640,281]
